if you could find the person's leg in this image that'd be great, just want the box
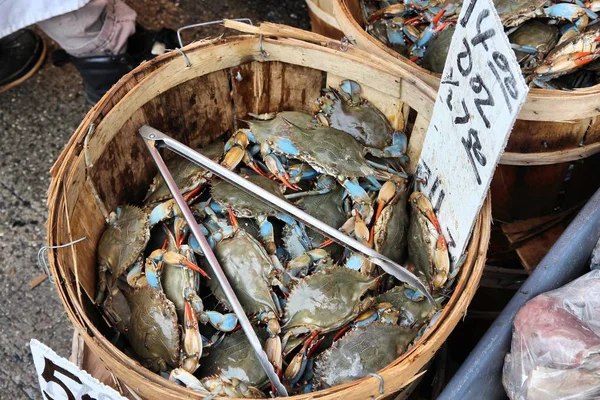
[0,30,46,94]
[37,0,136,58]
[38,0,176,104]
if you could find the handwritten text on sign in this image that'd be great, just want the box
[417,0,528,261]
[31,339,127,400]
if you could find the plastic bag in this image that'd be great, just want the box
[503,269,600,400]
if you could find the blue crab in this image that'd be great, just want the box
[496,0,598,29]
[96,206,150,303]
[532,26,600,85]
[281,267,379,380]
[407,192,450,290]
[169,368,266,398]
[199,329,269,390]
[509,20,560,70]
[371,179,410,264]
[201,212,286,373]
[376,286,438,329]
[123,286,181,372]
[314,80,408,161]
[223,112,403,222]
[209,175,311,257]
[313,323,417,388]
[289,176,350,258]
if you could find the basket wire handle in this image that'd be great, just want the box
[37,237,87,283]
[177,18,253,48]
[368,373,385,397]
[175,19,256,66]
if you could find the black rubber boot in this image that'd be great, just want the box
[53,27,178,105]
[0,29,46,94]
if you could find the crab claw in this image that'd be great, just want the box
[169,368,208,393]
[410,192,442,234]
[182,300,202,373]
[199,311,239,332]
[432,9,446,25]
[149,199,181,226]
[536,51,599,76]
[221,146,245,170]
[353,213,370,244]
[162,250,211,279]
[264,154,299,191]
[368,3,411,23]
[266,335,283,376]
[432,234,450,288]
[174,217,188,248]
[319,238,335,248]
[283,331,318,386]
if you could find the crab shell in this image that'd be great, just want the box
[210,175,286,218]
[376,286,437,329]
[494,0,547,27]
[296,183,348,257]
[101,282,132,334]
[509,20,559,70]
[245,111,317,142]
[124,286,180,371]
[315,82,396,149]
[314,323,417,387]
[373,185,409,265]
[422,25,455,74]
[199,329,269,388]
[143,140,223,204]
[207,229,279,317]
[97,205,150,282]
[283,267,379,333]
[280,122,376,180]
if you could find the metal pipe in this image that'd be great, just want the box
[439,188,600,400]
[141,135,288,396]
[139,125,435,303]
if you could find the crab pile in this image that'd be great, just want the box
[94,80,462,397]
[360,0,600,89]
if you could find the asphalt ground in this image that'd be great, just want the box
[0,1,309,397]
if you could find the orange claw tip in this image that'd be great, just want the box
[183,259,211,279]
[248,163,267,177]
[433,9,446,25]
[319,238,335,248]
[404,16,421,25]
[332,325,351,342]
[184,300,194,321]
[227,208,239,228]
[279,175,299,191]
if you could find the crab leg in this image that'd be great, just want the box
[284,175,336,200]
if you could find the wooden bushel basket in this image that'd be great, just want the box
[334,0,600,236]
[306,0,344,40]
[47,23,491,399]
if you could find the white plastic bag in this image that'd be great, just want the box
[503,269,600,400]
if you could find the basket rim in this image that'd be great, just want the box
[333,0,600,122]
[47,34,490,399]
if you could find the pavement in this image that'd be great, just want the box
[0,1,309,398]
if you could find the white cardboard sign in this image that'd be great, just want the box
[31,339,126,400]
[416,0,528,261]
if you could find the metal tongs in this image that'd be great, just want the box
[140,124,435,394]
